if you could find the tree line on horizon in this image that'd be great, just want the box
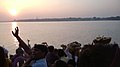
[13,16,120,22]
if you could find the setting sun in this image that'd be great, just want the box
[9,9,17,16]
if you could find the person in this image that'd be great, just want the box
[0,46,12,67]
[67,59,76,67]
[12,46,25,67]
[12,27,48,67]
[57,49,69,63]
[12,27,31,55]
[9,54,13,61]
[77,43,120,67]
[23,44,48,67]
[61,44,67,51]
[53,60,67,67]
[46,46,59,67]
[64,41,81,67]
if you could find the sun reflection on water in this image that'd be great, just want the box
[12,22,19,46]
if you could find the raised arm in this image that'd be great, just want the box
[12,27,31,55]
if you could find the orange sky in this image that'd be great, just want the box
[0,0,120,21]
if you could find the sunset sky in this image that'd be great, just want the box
[0,0,120,21]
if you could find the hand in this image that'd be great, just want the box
[12,27,19,37]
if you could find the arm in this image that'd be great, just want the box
[64,46,72,59]
[12,27,31,55]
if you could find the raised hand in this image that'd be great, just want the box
[12,27,19,37]
[11,27,32,55]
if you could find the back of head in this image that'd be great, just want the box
[16,47,24,55]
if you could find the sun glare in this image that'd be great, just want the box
[12,22,18,46]
[9,9,17,16]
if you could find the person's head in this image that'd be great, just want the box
[61,44,67,50]
[16,47,24,55]
[57,49,66,57]
[3,47,8,58]
[54,48,58,53]
[32,44,48,60]
[0,46,6,66]
[0,46,5,57]
[67,59,76,67]
[53,60,67,67]
[48,45,54,52]
[9,54,13,60]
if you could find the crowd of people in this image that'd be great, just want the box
[0,27,120,67]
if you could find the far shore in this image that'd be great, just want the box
[0,16,120,22]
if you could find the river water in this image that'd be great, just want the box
[0,21,120,54]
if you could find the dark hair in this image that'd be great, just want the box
[67,59,76,67]
[55,60,67,67]
[48,46,54,52]
[34,44,48,55]
[58,49,67,57]
[0,46,6,67]
[16,47,24,54]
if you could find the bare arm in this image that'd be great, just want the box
[12,27,31,55]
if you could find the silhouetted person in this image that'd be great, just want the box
[0,46,12,67]
[77,44,120,67]
[53,60,67,67]
[12,46,25,67]
[67,59,76,67]
[12,27,48,67]
[46,46,59,67]
[57,49,69,63]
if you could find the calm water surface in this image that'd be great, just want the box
[0,21,120,54]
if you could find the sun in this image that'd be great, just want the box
[9,9,17,16]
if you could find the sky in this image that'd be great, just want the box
[0,0,120,21]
